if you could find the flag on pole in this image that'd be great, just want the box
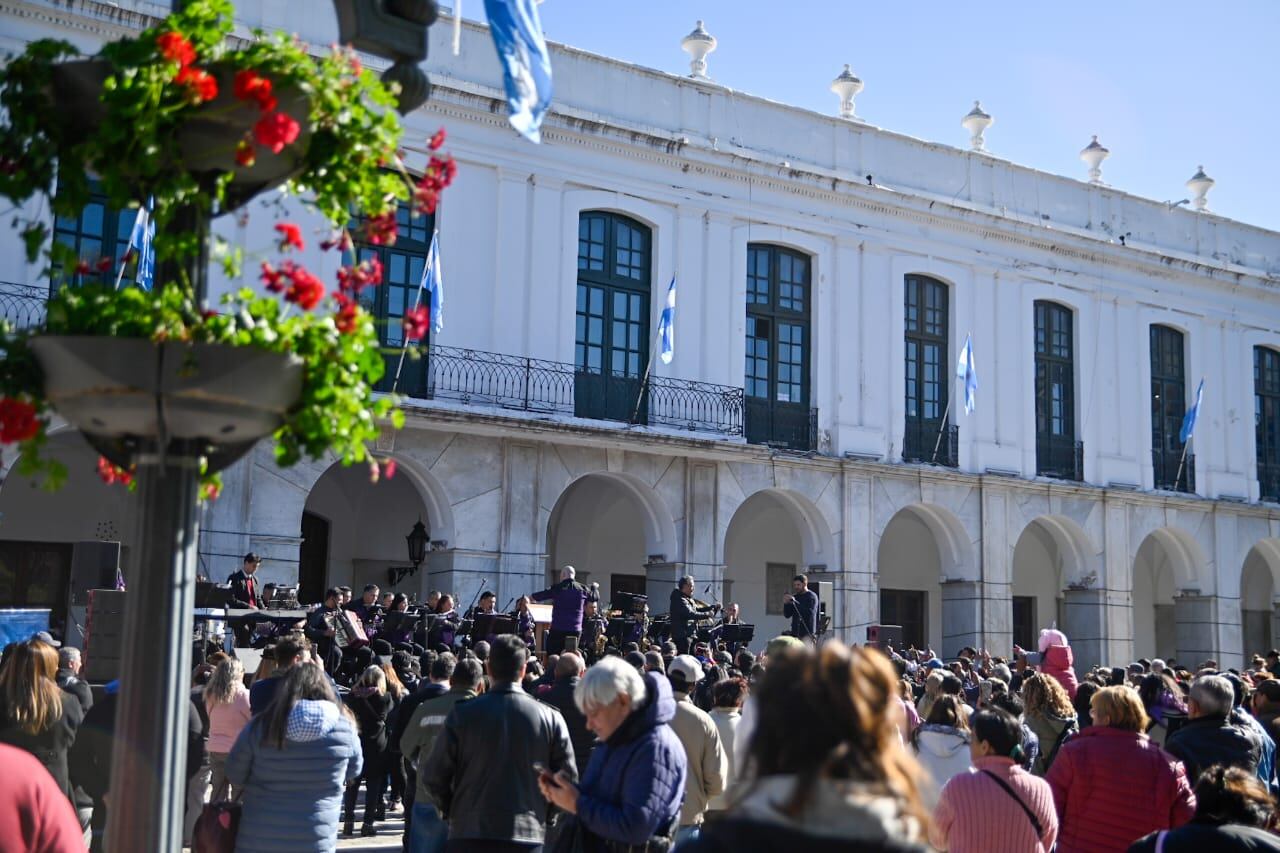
[483,0,554,144]
[421,231,444,334]
[956,333,978,414]
[657,276,676,364]
[1180,378,1205,443]
[127,201,155,290]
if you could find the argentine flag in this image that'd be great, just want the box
[127,202,155,290]
[1180,378,1205,444]
[658,276,676,364]
[484,0,554,144]
[956,333,978,414]
[421,231,444,334]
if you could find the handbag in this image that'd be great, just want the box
[193,795,243,853]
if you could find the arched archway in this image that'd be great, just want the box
[1010,515,1095,650]
[302,455,440,603]
[1132,528,1203,660]
[723,489,834,640]
[1241,541,1280,659]
[546,473,677,606]
[876,503,975,654]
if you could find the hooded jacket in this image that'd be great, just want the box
[1026,709,1078,776]
[225,699,363,853]
[1040,644,1079,699]
[676,775,930,853]
[1165,713,1264,782]
[576,671,687,846]
[912,724,972,790]
[1045,725,1195,853]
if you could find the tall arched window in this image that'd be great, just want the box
[744,244,813,450]
[1150,324,1191,492]
[1255,346,1280,500]
[903,275,954,466]
[575,212,651,423]
[1034,301,1081,480]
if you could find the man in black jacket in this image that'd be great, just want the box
[669,576,718,655]
[539,652,594,779]
[423,635,576,848]
[56,647,93,714]
[227,553,264,646]
[1166,674,1264,781]
[781,574,818,642]
[393,652,456,850]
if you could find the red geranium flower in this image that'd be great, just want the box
[274,222,304,252]
[403,305,430,341]
[235,140,256,168]
[253,111,300,154]
[382,458,397,479]
[95,256,113,273]
[95,456,135,488]
[175,66,218,103]
[334,295,361,334]
[156,32,196,67]
[0,397,40,443]
[201,481,222,501]
[284,265,325,310]
[260,261,287,293]
[428,128,447,151]
[233,70,277,113]
[74,259,91,276]
[364,210,398,246]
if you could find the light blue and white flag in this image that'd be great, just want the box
[421,231,444,334]
[657,276,676,364]
[484,0,554,144]
[127,201,155,290]
[1180,378,1205,444]
[956,333,978,414]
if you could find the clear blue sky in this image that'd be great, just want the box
[471,1,1280,232]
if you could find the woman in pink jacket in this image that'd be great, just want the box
[1046,685,1195,853]
[203,656,252,801]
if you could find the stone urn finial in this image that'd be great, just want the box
[830,64,864,121]
[1186,165,1215,212]
[1080,135,1110,185]
[681,21,717,79]
[961,101,992,151]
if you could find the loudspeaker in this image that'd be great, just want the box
[811,581,833,607]
[866,624,904,651]
[83,589,127,682]
[69,541,122,606]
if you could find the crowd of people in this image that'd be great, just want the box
[2,569,1280,853]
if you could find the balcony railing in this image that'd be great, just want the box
[1153,448,1195,493]
[1037,438,1084,482]
[903,420,958,468]
[744,399,819,451]
[0,282,49,331]
[1260,462,1280,503]
[416,345,745,437]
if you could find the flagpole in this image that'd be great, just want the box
[390,229,437,397]
[113,255,129,291]
[929,396,954,465]
[1174,436,1191,491]
[629,345,659,427]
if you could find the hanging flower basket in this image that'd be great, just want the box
[0,0,456,495]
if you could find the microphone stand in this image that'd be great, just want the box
[457,578,487,647]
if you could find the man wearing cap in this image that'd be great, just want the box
[228,553,264,646]
[666,654,728,846]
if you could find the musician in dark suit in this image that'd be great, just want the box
[227,553,264,646]
[346,583,381,624]
[669,575,718,655]
[428,594,461,650]
[579,599,606,663]
[305,587,344,673]
[782,574,819,642]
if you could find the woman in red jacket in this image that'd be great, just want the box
[1046,685,1196,853]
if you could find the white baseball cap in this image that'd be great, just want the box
[668,654,704,684]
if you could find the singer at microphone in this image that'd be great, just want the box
[530,564,598,655]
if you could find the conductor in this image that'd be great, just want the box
[531,565,598,654]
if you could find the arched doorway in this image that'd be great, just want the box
[1011,523,1065,650]
[723,489,832,641]
[1241,542,1279,659]
[1132,531,1189,660]
[876,504,972,654]
[546,473,676,607]
[302,460,434,603]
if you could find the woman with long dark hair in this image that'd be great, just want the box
[225,663,362,852]
[677,643,932,852]
[1137,672,1189,746]
[0,638,84,806]
[911,695,972,790]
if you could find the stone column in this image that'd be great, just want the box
[941,580,983,658]
[1062,588,1107,671]
[843,471,877,645]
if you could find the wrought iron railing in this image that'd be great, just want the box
[1037,438,1084,482]
[744,398,819,451]
[1260,463,1280,503]
[0,282,49,331]
[903,420,958,468]
[411,344,745,437]
[1153,448,1195,493]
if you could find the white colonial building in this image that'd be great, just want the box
[2,1,1279,669]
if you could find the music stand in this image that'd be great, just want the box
[382,610,419,638]
[195,582,231,609]
[721,624,755,645]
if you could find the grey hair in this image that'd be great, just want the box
[58,647,80,667]
[1151,658,1166,674]
[991,663,1012,684]
[679,575,695,588]
[575,656,646,714]
[561,565,576,580]
[1190,674,1234,717]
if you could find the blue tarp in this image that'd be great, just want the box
[0,608,51,646]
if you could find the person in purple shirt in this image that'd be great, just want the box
[531,565,598,654]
